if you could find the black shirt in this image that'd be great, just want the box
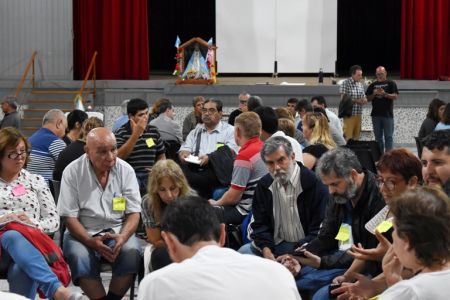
[53,140,86,181]
[365,80,399,118]
[228,109,242,126]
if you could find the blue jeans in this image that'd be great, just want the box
[0,230,62,299]
[63,233,141,285]
[238,241,297,256]
[372,117,394,153]
[296,266,346,293]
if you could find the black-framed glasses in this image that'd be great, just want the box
[376,177,396,191]
[239,100,248,105]
[7,150,28,160]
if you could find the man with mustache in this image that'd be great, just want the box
[178,99,239,198]
[239,136,328,263]
[421,129,450,196]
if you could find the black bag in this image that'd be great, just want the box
[208,145,236,186]
[338,93,353,118]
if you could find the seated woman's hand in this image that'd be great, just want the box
[15,212,35,226]
[349,230,391,262]
[382,246,403,287]
[332,272,382,300]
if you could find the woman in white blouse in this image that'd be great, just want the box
[378,187,450,299]
[0,127,81,300]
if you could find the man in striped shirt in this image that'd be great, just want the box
[209,112,267,225]
[115,98,165,194]
[27,109,67,185]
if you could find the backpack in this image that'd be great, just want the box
[338,93,353,118]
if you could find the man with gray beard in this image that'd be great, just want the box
[277,147,385,295]
[238,136,328,262]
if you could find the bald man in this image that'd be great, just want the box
[27,109,67,184]
[58,128,141,300]
[365,66,398,153]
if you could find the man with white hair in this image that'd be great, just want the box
[27,109,67,184]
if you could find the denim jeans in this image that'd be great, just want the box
[296,266,346,293]
[0,230,62,299]
[63,233,141,285]
[238,241,297,257]
[372,117,394,153]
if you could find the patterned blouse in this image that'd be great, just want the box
[0,169,59,233]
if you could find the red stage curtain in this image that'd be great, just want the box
[401,0,450,79]
[73,0,149,80]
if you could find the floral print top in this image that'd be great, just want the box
[0,169,59,233]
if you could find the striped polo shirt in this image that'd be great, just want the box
[27,128,66,184]
[231,137,268,215]
[115,122,165,173]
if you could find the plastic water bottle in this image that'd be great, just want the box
[318,68,323,84]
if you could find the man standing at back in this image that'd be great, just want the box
[339,65,367,141]
[0,96,20,129]
[366,66,399,153]
[138,196,301,300]
[27,109,67,184]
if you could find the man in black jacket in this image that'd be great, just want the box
[286,147,385,293]
[238,136,328,259]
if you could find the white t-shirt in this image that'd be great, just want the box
[379,269,450,300]
[0,291,29,300]
[138,245,301,300]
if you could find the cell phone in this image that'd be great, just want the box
[328,283,342,299]
[292,248,307,258]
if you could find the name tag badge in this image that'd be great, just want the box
[216,142,224,149]
[376,220,393,233]
[12,184,27,197]
[336,223,353,251]
[335,224,350,242]
[113,197,126,211]
[146,138,155,148]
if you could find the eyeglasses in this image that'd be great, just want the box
[201,108,218,114]
[376,177,396,191]
[239,100,248,105]
[7,150,28,160]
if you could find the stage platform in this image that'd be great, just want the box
[1,75,448,147]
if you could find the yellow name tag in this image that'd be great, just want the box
[146,138,155,148]
[335,224,350,242]
[368,296,379,300]
[216,143,224,149]
[376,220,393,233]
[113,197,126,211]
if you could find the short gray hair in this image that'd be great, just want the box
[42,109,65,126]
[316,147,362,178]
[261,136,293,162]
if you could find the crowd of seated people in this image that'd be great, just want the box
[0,89,449,300]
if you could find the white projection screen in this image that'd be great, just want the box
[216,0,337,73]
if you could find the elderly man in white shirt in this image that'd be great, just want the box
[58,127,141,300]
